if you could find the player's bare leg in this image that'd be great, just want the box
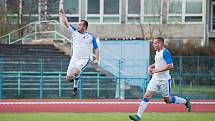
[129,90,153,121]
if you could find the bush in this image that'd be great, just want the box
[150,41,215,56]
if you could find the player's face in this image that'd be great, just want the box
[152,39,160,51]
[77,21,86,33]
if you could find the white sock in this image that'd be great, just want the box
[136,99,149,118]
[73,76,80,88]
[172,96,187,104]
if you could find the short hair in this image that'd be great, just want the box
[154,37,164,43]
[80,20,88,29]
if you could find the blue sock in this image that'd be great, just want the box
[73,76,80,88]
[143,98,149,102]
[171,96,176,103]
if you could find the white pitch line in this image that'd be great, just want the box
[0,102,215,105]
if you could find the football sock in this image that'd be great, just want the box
[136,98,149,118]
[171,96,187,104]
[73,76,80,88]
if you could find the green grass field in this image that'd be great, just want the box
[0,113,214,121]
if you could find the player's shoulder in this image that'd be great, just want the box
[86,32,96,39]
[163,48,172,57]
[86,32,94,37]
[163,48,171,53]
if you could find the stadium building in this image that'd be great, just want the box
[1,0,215,45]
[0,0,214,45]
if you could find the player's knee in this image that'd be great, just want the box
[73,72,79,77]
[164,98,171,104]
[144,95,151,99]
[144,91,153,99]
[73,69,80,77]
[66,76,72,81]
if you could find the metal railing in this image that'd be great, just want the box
[0,20,72,44]
[0,71,148,99]
[0,56,215,99]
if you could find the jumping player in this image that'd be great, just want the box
[129,37,191,121]
[59,9,99,96]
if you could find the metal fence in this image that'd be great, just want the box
[0,56,214,99]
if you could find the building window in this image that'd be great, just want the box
[7,16,18,25]
[7,0,19,14]
[64,0,79,22]
[86,0,121,23]
[104,0,119,14]
[103,0,120,23]
[88,0,100,14]
[186,0,202,14]
[143,0,161,23]
[168,0,182,23]
[168,0,203,23]
[87,0,100,22]
[22,0,38,14]
[47,0,60,21]
[169,0,182,14]
[127,0,141,23]
[47,0,59,14]
[185,0,202,23]
[64,0,79,14]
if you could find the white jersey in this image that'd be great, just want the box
[68,26,98,59]
[153,48,173,80]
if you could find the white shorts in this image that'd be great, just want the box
[66,57,90,77]
[146,76,171,97]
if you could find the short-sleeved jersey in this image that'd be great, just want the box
[68,25,98,59]
[153,48,173,80]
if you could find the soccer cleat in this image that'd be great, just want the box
[72,87,78,96]
[185,96,192,112]
[129,115,141,121]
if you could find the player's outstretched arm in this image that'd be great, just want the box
[93,48,100,64]
[59,9,70,28]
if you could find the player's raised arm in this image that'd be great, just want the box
[59,9,70,28]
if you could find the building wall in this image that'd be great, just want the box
[2,0,207,45]
[88,24,204,40]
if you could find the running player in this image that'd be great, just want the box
[129,37,191,121]
[59,9,99,96]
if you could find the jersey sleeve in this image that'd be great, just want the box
[88,33,98,49]
[68,25,77,33]
[92,36,98,49]
[163,49,173,64]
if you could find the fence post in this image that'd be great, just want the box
[0,58,2,98]
[40,57,43,99]
[79,79,83,99]
[179,56,183,97]
[0,73,2,99]
[18,73,21,97]
[97,73,100,98]
[117,59,121,99]
[0,78,2,99]
[58,73,62,97]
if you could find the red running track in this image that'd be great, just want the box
[0,99,215,112]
